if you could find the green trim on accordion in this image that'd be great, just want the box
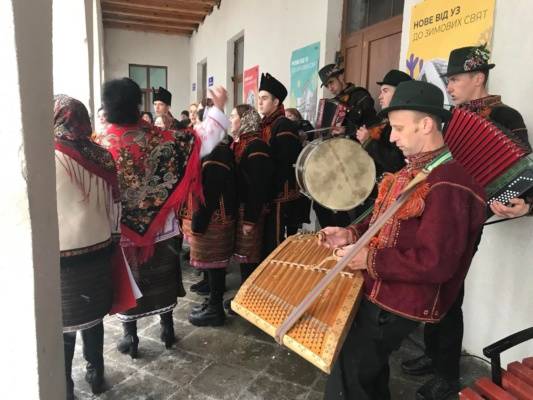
[485,154,533,199]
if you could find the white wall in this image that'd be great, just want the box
[189,0,343,108]
[401,0,533,364]
[104,28,191,114]
[2,0,65,398]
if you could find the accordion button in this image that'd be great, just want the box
[423,309,429,316]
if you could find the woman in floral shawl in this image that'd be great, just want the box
[100,78,229,357]
[54,95,118,398]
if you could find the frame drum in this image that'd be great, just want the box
[295,137,375,211]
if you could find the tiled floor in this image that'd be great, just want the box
[71,255,490,400]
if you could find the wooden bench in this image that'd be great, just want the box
[459,327,533,400]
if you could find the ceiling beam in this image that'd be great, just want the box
[101,4,203,23]
[101,0,213,16]
[103,19,194,36]
[102,12,199,28]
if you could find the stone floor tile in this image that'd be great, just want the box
[264,348,321,387]
[306,390,324,400]
[176,325,279,372]
[190,363,256,400]
[104,337,166,369]
[98,370,178,400]
[167,385,217,400]
[140,348,211,386]
[237,373,310,400]
[311,372,328,392]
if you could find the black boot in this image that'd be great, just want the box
[401,354,434,376]
[82,323,105,394]
[189,303,226,326]
[416,376,460,400]
[160,311,176,349]
[223,297,236,316]
[63,331,76,400]
[190,298,209,315]
[190,271,210,295]
[189,269,226,326]
[117,320,138,359]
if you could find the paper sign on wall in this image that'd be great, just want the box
[289,42,320,124]
[243,65,259,108]
[402,0,495,105]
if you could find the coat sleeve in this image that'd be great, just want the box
[243,145,274,224]
[191,161,229,234]
[367,183,486,284]
[270,119,301,195]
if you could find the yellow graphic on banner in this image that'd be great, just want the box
[404,0,495,104]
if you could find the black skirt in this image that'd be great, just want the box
[118,237,180,321]
[60,244,113,332]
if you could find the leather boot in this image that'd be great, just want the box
[188,303,225,327]
[416,376,460,400]
[190,298,209,315]
[82,323,105,394]
[401,354,434,376]
[117,320,139,359]
[160,311,176,349]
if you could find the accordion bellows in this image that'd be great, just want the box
[232,234,364,374]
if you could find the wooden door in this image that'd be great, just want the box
[343,15,403,106]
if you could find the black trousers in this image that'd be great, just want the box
[263,205,289,258]
[424,285,464,381]
[207,269,226,305]
[63,322,104,389]
[325,300,419,400]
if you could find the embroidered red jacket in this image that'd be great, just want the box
[349,155,486,323]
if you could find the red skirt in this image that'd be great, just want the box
[233,206,267,264]
[182,218,235,269]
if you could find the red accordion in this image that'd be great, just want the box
[444,108,533,208]
[315,98,348,129]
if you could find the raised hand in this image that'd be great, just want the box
[207,86,228,111]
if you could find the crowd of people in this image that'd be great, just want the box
[54,44,532,400]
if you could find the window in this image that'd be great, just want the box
[197,60,207,103]
[129,64,168,112]
[345,0,404,33]
[232,36,244,106]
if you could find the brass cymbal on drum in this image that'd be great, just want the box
[295,137,376,211]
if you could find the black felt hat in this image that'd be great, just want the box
[259,73,288,103]
[376,69,412,86]
[152,87,172,106]
[379,80,452,122]
[442,45,495,77]
[318,64,345,87]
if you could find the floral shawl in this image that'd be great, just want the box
[101,121,202,259]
